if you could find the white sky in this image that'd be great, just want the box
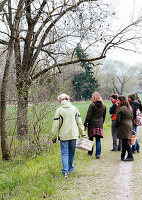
[107,0,142,65]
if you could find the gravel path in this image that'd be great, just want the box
[114,126,142,200]
[115,162,133,200]
[50,127,142,200]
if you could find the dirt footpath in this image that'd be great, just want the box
[114,126,142,200]
[50,127,142,200]
[115,162,133,200]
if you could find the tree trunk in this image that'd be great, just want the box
[0,50,12,160]
[0,99,11,160]
[120,83,124,95]
[17,82,29,137]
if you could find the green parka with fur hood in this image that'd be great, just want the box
[52,100,86,141]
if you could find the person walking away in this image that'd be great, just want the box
[116,96,133,161]
[52,93,86,178]
[84,92,106,159]
[128,94,140,153]
[135,92,142,112]
[109,94,122,151]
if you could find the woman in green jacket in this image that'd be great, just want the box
[52,93,86,178]
[116,96,133,161]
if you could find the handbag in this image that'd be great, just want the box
[134,109,142,126]
[76,138,94,151]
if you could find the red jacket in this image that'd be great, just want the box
[109,100,118,121]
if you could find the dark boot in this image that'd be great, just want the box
[124,157,134,161]
[125,153,134,161]
[121,153,125,161]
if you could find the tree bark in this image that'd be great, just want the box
[0,0,24,158]
[16,79,29,137]
[0,42,13,160]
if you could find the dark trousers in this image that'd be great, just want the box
[122,139,133,159]
[111,120,122,150]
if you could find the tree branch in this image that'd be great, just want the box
[101,16,142,56]
[112,80,120,95]
[31,55,105,81]
[33,0,46,25]
[31,0,98,69]
[0,0,8,12]
[0,39,8,45]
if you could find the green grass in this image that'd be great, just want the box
[0,144,63,199]
[0,101,113,199]
[73,100,111,124]
[1,100,142,199]
[0,136,117,200]
[6,101,111,137]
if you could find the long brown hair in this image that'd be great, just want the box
[92,92,103,103]
[118,95,130,108]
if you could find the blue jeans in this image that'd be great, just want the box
[132,123,140,152]
[60,139,76,174]
[88,137,101,156]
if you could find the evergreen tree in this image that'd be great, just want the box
[72,45,99,100]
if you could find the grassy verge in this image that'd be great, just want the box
[0,120,121,200]
[0,144,63,199]
[0,101,114,199]
[3,101,142,199]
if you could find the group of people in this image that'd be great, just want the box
[52,92,142,178]
[110,93,142,161]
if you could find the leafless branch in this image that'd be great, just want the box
[31,54,105,81]
[0,0,8,12]
[0,38,8,45]
[101,17,142,56]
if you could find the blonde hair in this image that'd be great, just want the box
[57,93,70,101]
[92,92,103,103]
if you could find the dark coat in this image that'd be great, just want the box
[116,105,133,139]
[138,98,142,112]
[130,101,140,121]
[84,101,106,128]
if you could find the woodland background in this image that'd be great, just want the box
[0,0,142,160]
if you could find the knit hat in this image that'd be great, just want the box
[128,94,136,101]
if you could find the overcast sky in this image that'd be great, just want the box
[107,0,142,65]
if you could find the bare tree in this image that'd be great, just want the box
[13,0,116,136]
[0,0,24,159]
[98,60,140,98]
[112,64,139,95]
[0,0,142,141]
